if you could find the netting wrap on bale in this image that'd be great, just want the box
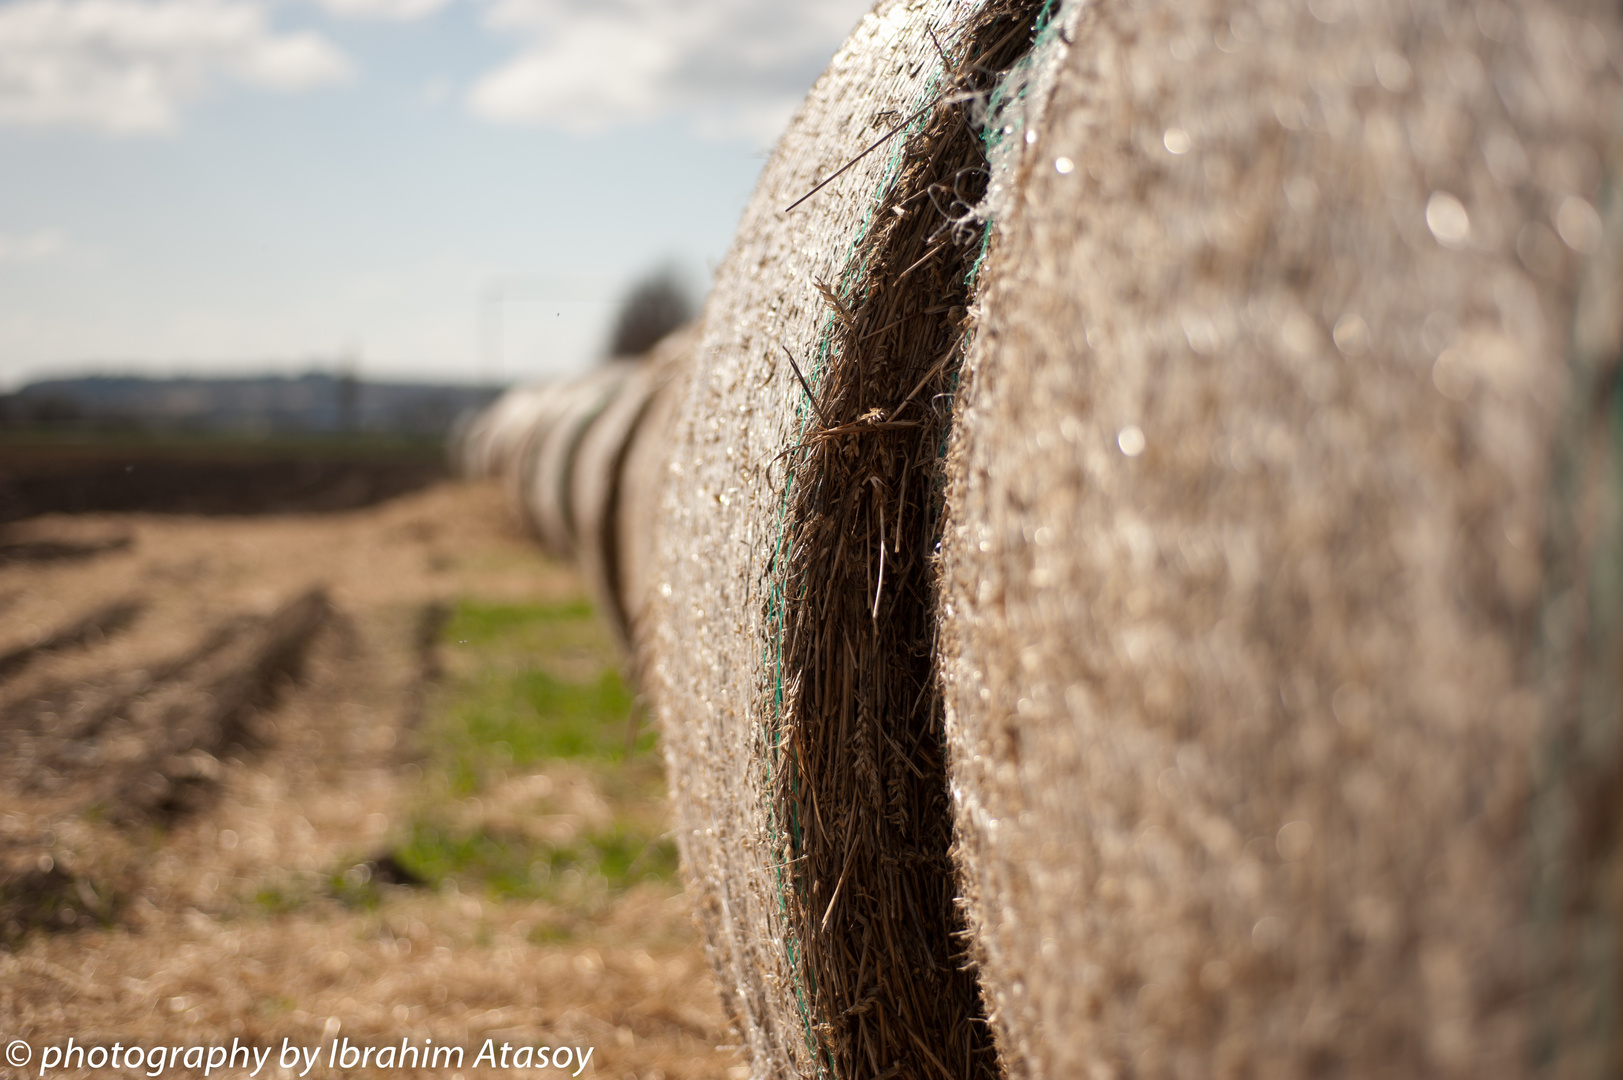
[934,0,1623,1075]
[643,2,1053,1076]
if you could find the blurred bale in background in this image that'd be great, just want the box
[572,324,700,651]
[453,384,560,482]
[527,362,640,561]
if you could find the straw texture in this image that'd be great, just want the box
[935,0,1623,1077]
[641,2,1036,1075]
[763,6,1057,1079]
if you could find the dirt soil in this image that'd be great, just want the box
[0,480,742,1080]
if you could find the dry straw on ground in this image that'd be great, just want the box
[0,482,742,1080]
[935,0,1623,1075]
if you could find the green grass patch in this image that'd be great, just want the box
[443,599,597,648]
[454,668,641,764]
[389,820,678,901]
[328,864,383,910]
[253,995,297,1019]
[432,600,652,790]
[252,885,306,916]
[401,595,676,905]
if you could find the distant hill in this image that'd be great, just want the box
[0,373,502,437]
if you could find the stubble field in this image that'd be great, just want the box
[0,472,740,1080]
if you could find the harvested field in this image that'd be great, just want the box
[0,438,445,523]
[0,479,742,1080]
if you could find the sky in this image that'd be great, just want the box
[0,0,875,387]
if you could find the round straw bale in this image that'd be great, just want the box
[616,387,680,654]
[526,362,639,560]
[450,394,499,478]
[504,381,595,541]
[572,324,700,651]
[461,384,555,480]
[445,406,481,476]
[641,3,1050,1076]
[934,0,1623,1075]
[615,342,692,653]
[449,401,495,478]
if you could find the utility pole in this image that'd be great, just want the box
[476,276,616,387]
[336,345,360,433]
[480,282,504,385]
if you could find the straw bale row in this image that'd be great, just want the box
[526,361,640,559]
[458,0,1623,1074]
[451,384,557,482]
[572,329,698,648]
[450,331,693,643]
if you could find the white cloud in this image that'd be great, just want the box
[0,0,351,134]
[466,0,873,141]
[309,0,454,22]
